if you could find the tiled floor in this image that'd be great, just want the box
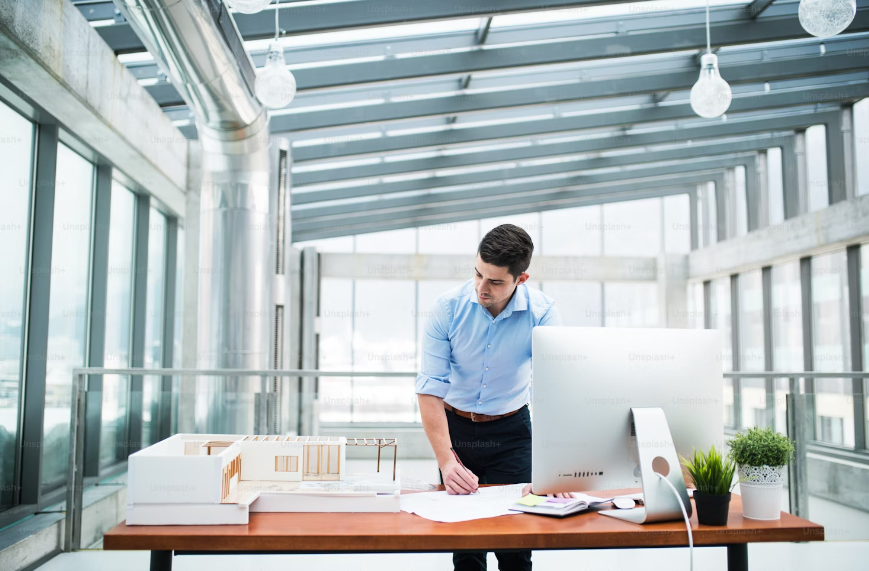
[35,459,869,571]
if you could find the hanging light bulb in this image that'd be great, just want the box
[225,0,272,15]
[799,0,856,38]
[254,1,296,109]
[690,53,732,118]
[255,43,297,109]
[690,0,732,119]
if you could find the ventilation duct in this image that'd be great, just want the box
[115,0,276,433]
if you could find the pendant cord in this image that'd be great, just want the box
[706,0,711,54]
[275,0,280,42]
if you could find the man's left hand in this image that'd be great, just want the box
[521,483,575,499]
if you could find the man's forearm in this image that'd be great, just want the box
[418,394,454,468]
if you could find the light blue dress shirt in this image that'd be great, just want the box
[415,278,562,415]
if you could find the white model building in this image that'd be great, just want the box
[127,434,397,525]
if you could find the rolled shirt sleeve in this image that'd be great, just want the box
[538,301,562,327]
[415,298,452,398]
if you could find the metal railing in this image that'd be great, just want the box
[723,371,867,523]
[63,368,865,551]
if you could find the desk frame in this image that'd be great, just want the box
[145,544,749,571]
[105,488,821,571]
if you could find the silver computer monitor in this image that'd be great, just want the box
[531,326,723,498]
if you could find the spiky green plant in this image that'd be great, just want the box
[727,426,795,467]
[680,445,738,495]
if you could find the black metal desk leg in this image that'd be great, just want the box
[150,550,172,571]
[727,544,748,571]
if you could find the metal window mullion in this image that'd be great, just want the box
[83,163,113,477]
[781,137,801,220]
[158,218,178,442]
[715,177,728,242]
[731,274,742,429]
[745,156,760,233]
[762,266,775,430]
[19,122,59,506]
[688,189,698,251]
[800,256,816,439]
[794,131,809,216]
[846,245,866,450]
[703,280,712,330]
[755,150,769,231]
[824,113,849,205]
[128,194,150,454]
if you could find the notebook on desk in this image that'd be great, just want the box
[509,493,613,518]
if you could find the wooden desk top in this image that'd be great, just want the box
[104,487,824,553]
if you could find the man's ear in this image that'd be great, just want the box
[516,272,530,285]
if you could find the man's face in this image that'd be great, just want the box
[474,254,528,308]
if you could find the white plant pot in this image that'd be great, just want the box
[738,465,785,520]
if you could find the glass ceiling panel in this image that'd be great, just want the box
[491,0,750,28]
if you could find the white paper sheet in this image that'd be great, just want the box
[400,484,527,523]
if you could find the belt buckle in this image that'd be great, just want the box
[470,412,480,422]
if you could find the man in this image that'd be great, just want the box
[415,224,562,571]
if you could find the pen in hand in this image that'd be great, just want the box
[450,447,479,493]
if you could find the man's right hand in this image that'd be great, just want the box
[442,459,479,495]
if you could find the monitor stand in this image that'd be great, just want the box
[599,407,692,524]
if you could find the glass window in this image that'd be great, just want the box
[697,182,717,248]
[686,282,704,330]
[854,99,869,197]
[805,125,829,213]
[738,270,767,429]
[766,148,785,225]
[709,277,734,426]
[739,271,766,372]
[602,197,661,256]
[771,261,803,433]
[318,278,354,422]
[540,282,602,326]
[811,251,852,447]
[540,206,601,256]
[603,282,658,327]
[352,280,416,422]
[100,183,135,468]
[663,194,690,254]
[355,228,417,254]
[0,99,34,511]
[418,221,478,255]
[43,144,94,491]
[862,245,869,364]
[142,209,166,448]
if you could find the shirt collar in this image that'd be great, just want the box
[470,283,528,320]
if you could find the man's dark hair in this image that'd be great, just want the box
[477,224,534,280]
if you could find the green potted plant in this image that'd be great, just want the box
[727,426,795,520]
[680,445,737,525]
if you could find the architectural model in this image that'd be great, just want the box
[126,434,399,525]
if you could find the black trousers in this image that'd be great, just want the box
[444,404,532,571]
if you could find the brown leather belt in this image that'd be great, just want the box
[444,402,524,422]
